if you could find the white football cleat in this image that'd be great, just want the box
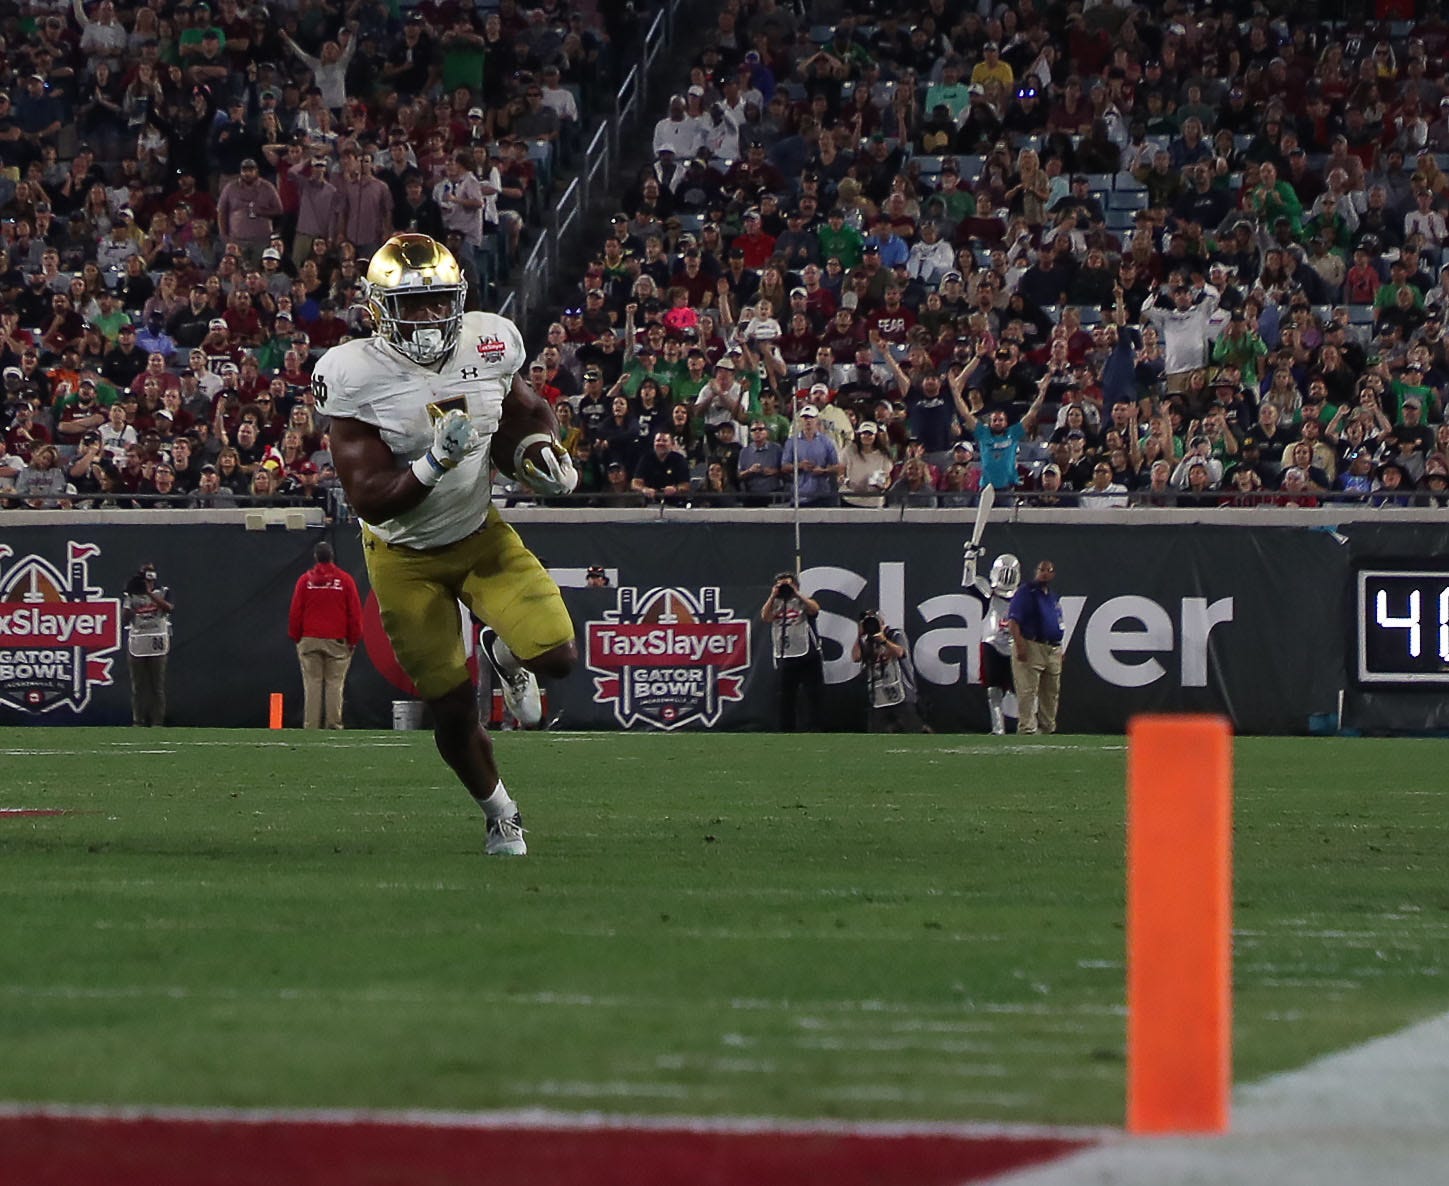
[486,811,527,856]
[481,628,542,728]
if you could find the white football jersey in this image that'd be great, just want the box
[312,310,526,549]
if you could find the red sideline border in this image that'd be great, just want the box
[0,1105,1107,1186]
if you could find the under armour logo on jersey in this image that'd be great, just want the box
[460,367,481,380]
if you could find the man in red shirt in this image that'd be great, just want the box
[288,541,364,730]
[732,208,777,270]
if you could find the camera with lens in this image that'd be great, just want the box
[773,572,796,600]
[859,612,881,637]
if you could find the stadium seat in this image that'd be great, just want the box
[1114,171,1146,191]
[1106,210,1136,233]
[1233,134,1253,153]
[808,24,833,43]
[1110,190,1149,210]
[1083,173,1114,191]
[914,155,944,176]
[1349,305,1374,325]
[1071,306,1103,326]
[956,154,985,180]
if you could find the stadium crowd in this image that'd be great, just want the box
[0,0,622,508]
[3,0,1449,512]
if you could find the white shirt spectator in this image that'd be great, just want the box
[1143,290,1221,376]
[654,107,704,158]
[1405,206,1449,249]
[434,171,485,247]
[906,234,955,285]
[72,0,127,62]
[282,32,357,112]
[100,421,138,463]
[540,82,578,125]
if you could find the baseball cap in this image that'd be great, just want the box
[208,318,228,330]
[262,247,281,260]
[858,421,879,433]
[810,382,829,395]
[1042,463,1062,476]
[791,286,808,298]
[240,157,258,168]
[468,107,485,119]
[799,404,819,417]
[714,357,735,370]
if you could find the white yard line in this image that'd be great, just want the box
[988,1008,1449,1185]
[0,1099,1110,1144]
[0,982,1123,1019]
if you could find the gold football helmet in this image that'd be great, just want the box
[363,234,467,366]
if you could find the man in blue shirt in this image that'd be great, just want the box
[1004,559,1065,735]
[950,362,1047,497]
[781,405,842,507]
[863,216,909,269]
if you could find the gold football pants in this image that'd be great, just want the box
[362,508,574,701]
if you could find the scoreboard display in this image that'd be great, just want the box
[1356,569,1449,686]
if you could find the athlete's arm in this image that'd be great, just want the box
[329,414,434,522]
[496,373,576,493]
[502,371,560,438]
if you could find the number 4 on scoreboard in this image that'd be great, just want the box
[1358,569,1449,684]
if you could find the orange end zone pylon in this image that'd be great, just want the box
[268,693,284,730]
[1126,714,1233,1135]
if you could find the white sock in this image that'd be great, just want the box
[488,632,521,677]
[477,780,517,821]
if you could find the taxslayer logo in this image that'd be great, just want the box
[587,586,750,730]
[475,335,507,360]
[0,543,121,714]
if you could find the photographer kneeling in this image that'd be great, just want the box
[760,572,823,731]
[851,610,930,734]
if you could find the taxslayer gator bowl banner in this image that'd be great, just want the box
[3,518,1445,733]
[0,543,121,714]
[586,586,750,729]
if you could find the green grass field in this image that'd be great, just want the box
[2,731,1447,1127]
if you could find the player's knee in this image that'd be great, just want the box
[428,681,481,740]
[525,640,576,681]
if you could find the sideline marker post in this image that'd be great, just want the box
[268,693,284,730]
[1126,714,1233,1135]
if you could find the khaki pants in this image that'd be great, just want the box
[1011,640,1063,735]
[297,637,354,729]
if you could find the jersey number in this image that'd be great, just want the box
[426,396,467,423]
[312,374,328,408]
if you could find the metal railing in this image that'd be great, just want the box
[499,0,683,331]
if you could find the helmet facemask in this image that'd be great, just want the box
[367,280,467,366]
[989,553,1021,596]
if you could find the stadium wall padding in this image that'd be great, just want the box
[0,519,1434,734]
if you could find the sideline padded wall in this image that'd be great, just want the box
[0,517,1390,732]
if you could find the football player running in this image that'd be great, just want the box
[316,233,578,856]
